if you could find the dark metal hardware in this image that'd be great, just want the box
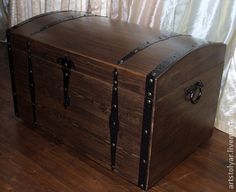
[27,41,37,126]
[138,40,208,191]
[30,12,104,36]
[138,73,156,191]
[185,81,204,104]
[11,10,74,30]
[150,40,208,79]
[6,29,19,117]
[109,69,119,170]
[118,34,189,64]
[57,57,75,108]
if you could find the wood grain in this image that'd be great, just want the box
[10,11,205,76]
[0,43,234,192]
[7,11,227,190]
[148,44,226,188]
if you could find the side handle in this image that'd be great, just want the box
[185,81,204,104]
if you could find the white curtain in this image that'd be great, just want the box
[0,0,8,41]
[8,0,111,25]
[7,0,236,136]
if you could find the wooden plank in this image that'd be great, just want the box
[0,143,72,192]
[10,12,205,76]
[148,44,226,188]
[0,42,232,191]
[155,44,226,99]
[30,146,138,192]
[10,46,143,184]
[31,55,143,151]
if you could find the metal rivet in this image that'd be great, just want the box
[149,79,153,83]
[113,104,117,108]
[114,81,118,84]
[119,60,124,64]
[152,72,156,76]
[145,130,148,134]
[147,92,152,97]
[65,63,68,67]
[113,122,116,126]
[114,87,117,91]
[29,70,32,73]
[147,99,151,104]
[143,159,146,164]
[65,73,68,76]
[140,184,144,188]
[112,143,116,147]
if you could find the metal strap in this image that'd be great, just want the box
[11,10,75,30]
[109,69,119,170]
[138,73,156,190]
[109,34,189,175]
[27,41,37,126]
[6,29,19,117]
[118,34,188,64]
[57,57,75,108]
[138,41,207,190]
[30,12,94,36]
[151,41,207,79]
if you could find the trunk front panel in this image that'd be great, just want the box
[12,41,146,184]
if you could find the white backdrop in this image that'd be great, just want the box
[0,0,8,41]
[6,0,236,136]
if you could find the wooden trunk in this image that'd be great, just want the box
[6,11,226,190]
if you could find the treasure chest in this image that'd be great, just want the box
[6,11,226,190]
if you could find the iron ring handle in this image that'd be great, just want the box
[185,81,204,104]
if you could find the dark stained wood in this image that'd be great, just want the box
[7,11,227,190]
[12,46,143,184]
[148,44,226,188]
[0,43,234,191]
[10,11,207,76]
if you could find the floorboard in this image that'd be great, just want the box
[0,43,235,191]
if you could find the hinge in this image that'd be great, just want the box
[57,56,75,108]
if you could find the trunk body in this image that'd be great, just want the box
[7,11,226,190]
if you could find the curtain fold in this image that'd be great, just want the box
[0,0,8,41]
[8,0,110,26]
[3,0,236,136]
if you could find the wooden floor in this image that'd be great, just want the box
[0,43,234,192]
